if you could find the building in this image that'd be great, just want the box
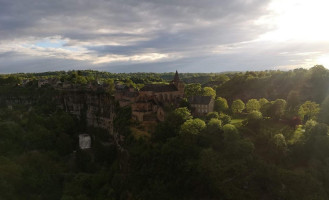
[189,96,214,116]
[131,71,184,122]
[114,84,139,107]
[138,70,184,104]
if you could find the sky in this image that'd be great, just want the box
[1,0,329,73]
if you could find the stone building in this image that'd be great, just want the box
[114,84,139,107]
[138,71,184,104]
[131,71,184,122]
[189,96,214,116]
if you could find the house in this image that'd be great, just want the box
[138,70,185,104]
[189,96,214,116]
[131,71,184,123]
[114,84,139,107]
[131,96,165,122]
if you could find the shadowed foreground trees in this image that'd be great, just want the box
[3,68,329,199]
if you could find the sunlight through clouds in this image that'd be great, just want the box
[258,0,329,42]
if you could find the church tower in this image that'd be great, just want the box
[172,70,185,93]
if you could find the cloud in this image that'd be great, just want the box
[1,0,325,73]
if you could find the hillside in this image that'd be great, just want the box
[1,66,329,199]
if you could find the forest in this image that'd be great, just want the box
[1,65,329,199]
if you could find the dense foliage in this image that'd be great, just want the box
[2,66,329,199]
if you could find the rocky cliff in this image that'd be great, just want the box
[59,89,115,129]
[0,86,115,130]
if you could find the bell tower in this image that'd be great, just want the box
[172,70,184,93]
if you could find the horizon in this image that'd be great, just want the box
[1,67,311,75]
[1,0,329,73]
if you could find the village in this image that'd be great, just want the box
[114,71,214,125]
[33,71,215,128]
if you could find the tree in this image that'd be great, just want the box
[179,98,190,108]
[318,96,329,124]
[220,113,231,125]
[202,87,216,99]
[211,74,230,82]
[269,99,286,119]
[272,133,287,157]
[214,97,229,113]
[168,107,192,128]
[184,83,202,98]
[205,118,222,133]
[287,90,300,111]
[246,99,260,113]
[259,98,269,108]
[125,79,136,88]
[247,111,263,121]
[222,124,239,142]
[260,102,272,117]
[180,119,206,135]
[272,133,287,149]
[104,79,115,94]
[298,101,320,121]
[231,99,245,114]
[154,107,193,142]
[205,112,219,121]
[309,65,329,102]
[305,123,328,138]
[76,76,87,84]
[304,119,318,133]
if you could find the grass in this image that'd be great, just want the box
[230,118,245,127]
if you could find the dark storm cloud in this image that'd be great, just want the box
[0,0,270,39]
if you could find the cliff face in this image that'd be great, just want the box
[1,87,115,131]
[60,90,114,130]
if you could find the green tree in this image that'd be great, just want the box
[272,133,287,149]
[211,74,230,82]
[171,107,192,123]
[179,98,190,108]
[76,76,87,84]
[247,111,263,121]
[304,120,318,134]
[319,96,329,124]
[269,99,286,119]
[125,79,136,88]
[259,98,269,108]
[165,107,193,131]
[246,99,260,113]
[180,119,206,135]
[298,101,320,121]
[214,97,229,113]
[153,107,192,142]
[287,90,300,111]
[231,99,245,114]
[205,112,219,121]
[222,124,239,142]
[202,87,216,99]
[104,78,115,94]
[272,133,288,158]
[205,118,222,134]
[184,83,202,98]
[220,113,231,125]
